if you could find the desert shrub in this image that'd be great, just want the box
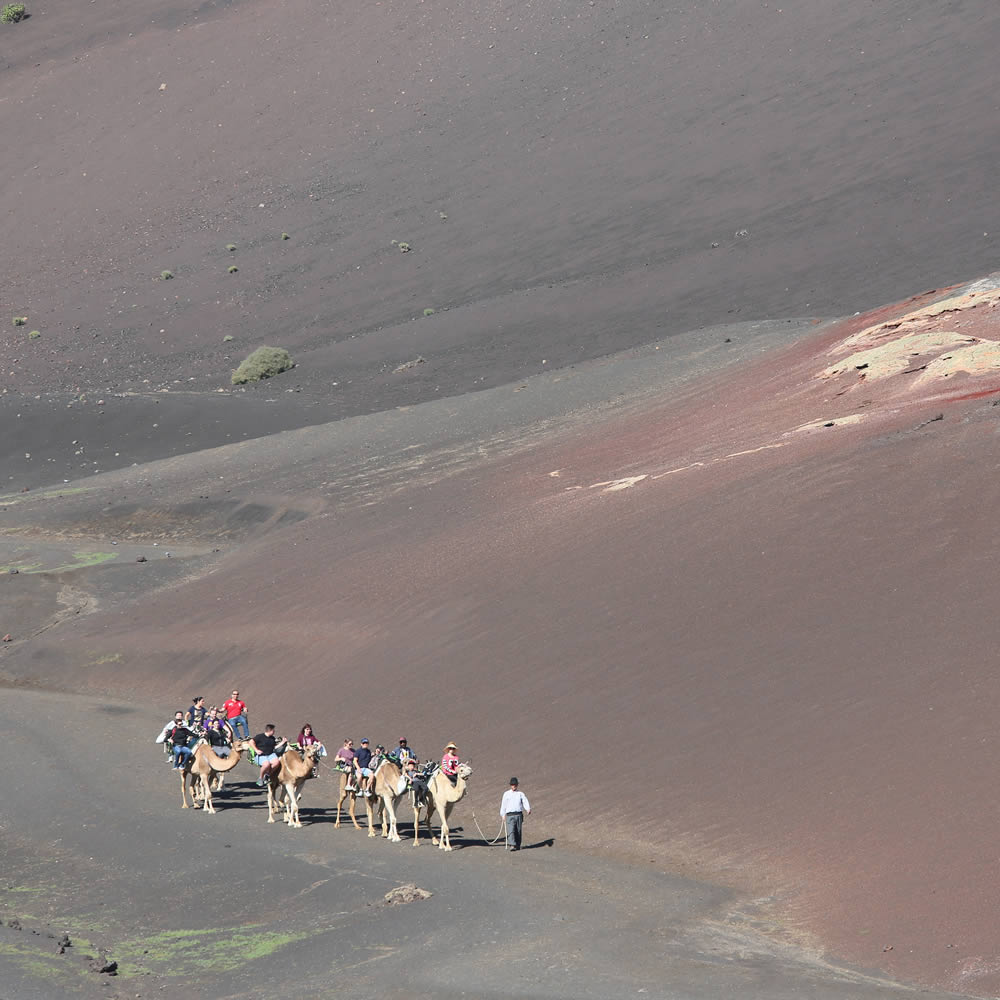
[228,265,238,273]
[225,243,237,251]
[231,346,293,385]
[160,270,174,280]
[423,308,435,317]
[12,316,27,326]
[28,330,40,339]
[281,232,290,240]
[1,4,27,22]
[223,335,234,342]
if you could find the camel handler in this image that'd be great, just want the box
[251,724,287,786]
[499,777,531,851]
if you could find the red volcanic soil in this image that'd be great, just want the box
[6,279,1000,994]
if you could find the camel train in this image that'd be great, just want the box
[178,743,474,850]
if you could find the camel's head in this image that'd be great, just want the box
[303,744,323,763]
[457,762,473,779]
[233,738,253,753]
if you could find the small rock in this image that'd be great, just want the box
[7,918,21,930]
[384,884,433,905]
[8,568,18,574]
[136,556,147,563]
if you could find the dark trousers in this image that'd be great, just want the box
[505,812,523,850]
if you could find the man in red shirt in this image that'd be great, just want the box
[223,689,248,740]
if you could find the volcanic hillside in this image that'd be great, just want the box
[3,0,1000,996]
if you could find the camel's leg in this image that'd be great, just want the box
[266,782,276,823]
[438,803,453,850]
[384,797,401,842]
[348,792,361,830]
[202,776,215,815]
[180,770,190,809]
[366,796,377,838]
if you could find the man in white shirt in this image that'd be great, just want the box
[499,777,531,851]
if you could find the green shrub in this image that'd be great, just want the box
[423,308,435,317]
[12,316,27,326]
[160,270,174,280]
[231,346,293,385]
[225,243,237,252]
[1,4,27,22]
[223,335,234,342]
[28,330,40,339]
[228,265,238,273]
[281,232,290,240]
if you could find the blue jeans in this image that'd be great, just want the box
[173,746,193,767]
[228,715,248,739]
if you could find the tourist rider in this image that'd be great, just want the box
[354,738,375,797]
[499,777,531,851]
[169,718,199,770]
[223,689,249,740]
[155,711,185,762]
[297,723,326,777]
[203,709,232,758]
[185,696,207,729]
[335,738,357,791]
[251,724,287,786]
[440,742,460,784]
[404,757,429,803]
[391,737,415,766]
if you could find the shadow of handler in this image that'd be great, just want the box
[500,777,531,851]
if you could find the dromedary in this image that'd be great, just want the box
[334,768,364,830]
[181,739,251,814]
[365,759,408,842]
[266,744,322,828]
[424,763,473,850]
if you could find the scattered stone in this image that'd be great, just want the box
[734,228,750,239]
[58,933,72,948]
[711,242,720,248]
[89,952,118,975]
[8,568,18,574]
[6,918,21,929]
[136,556,147,563]
[393,356,426,374]
[384,884,433,905]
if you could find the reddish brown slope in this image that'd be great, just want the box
[9,281,1000,992]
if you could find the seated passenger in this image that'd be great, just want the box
[185,696,207,729]
[440,742,460,783]
[404,757,429,802]
[390,737,415,765]
[354,738,375,797]
[155,711,185,761]
[203,709,232,758]
[170,720,199,770]
[251,724,287,787]
[335,739,357,791]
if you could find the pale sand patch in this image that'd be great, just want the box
[912,341,1000,385]
[835,287,1000,355]
[820,331,972,380]
[794,414,867,433]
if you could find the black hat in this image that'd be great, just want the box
[510,777,519,786]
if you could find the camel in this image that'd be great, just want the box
[334,767,364,830]
[266,744,322,828]
[364,759,408,842]
[181,739,251,813]
[424,763,473,850]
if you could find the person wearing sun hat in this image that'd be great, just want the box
[499,777,531,851]
[440,741,460,783]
